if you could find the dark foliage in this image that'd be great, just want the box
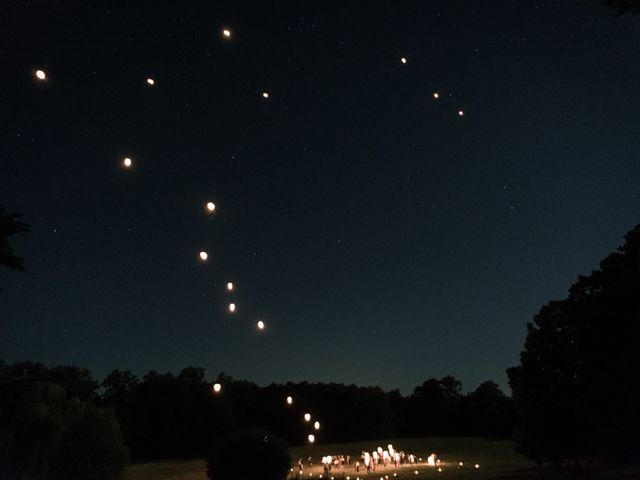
[206,428,290,480]
[508,224,640,467]
[0,208,28,272]
[1,360,514,462]
[0,361,98,402]
[602,0,640,14]
[0,379,127,480]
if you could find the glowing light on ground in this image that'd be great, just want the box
[222,28,231,38]
[123,157,132,168]
[206,202,216,212]
[228,303,236,313]
[314,421,320,430]
[227,282,234,291]
[286,396,293,405]
[212,383,221,393]
[257,320,265,330]
[475,464,480,469]
[146,78,155,86]
[199,251,208,261]
[307,434,315,443]
[304,413,311,422]
[35,69,46,80]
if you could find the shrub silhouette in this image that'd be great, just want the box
[206,428,290,480]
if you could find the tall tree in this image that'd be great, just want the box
[602,0,640,14]
[0,208,29,291]
[508,224,640,466]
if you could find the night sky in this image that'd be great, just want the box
[1,1,639,394]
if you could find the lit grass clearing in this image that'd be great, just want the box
[125,437,538,480]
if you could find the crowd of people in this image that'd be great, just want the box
[294,444,440,477]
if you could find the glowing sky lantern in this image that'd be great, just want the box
[35,69,46,80]
[458,109,465,116]
[212,383,222,393]
[228,303,236,313]
[400,57,407,64]
[123,157,132,168]
[257,320,265,330]
[314,421,320,430]
[199,251,208,261]
[433,92,439,99]
[222,28,231,38]
[262,92,269,99]
[307,434,315,443]
[304,413,311,422]
[286,396,293,405]
[227,282,234,291]
[206,201,216,212]
[474,464,480,469]
[146,78,155,86]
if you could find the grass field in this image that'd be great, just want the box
[125,436,541,480]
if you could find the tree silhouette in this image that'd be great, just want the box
[0,207,29,274]
[602,0,640,14]
[508,224,640,467]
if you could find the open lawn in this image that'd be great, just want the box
[126,437,534,480]
[124,436,640,480]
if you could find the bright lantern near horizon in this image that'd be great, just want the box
[257,320,265,330]
[304,413,311,422]
[35,69,46,80]
[146,78,155,86]
[199,251,208,261]
[206,202,216,212]
[228,303,236,313]
[474,464,480,469]
[286,396,293,405]
[222,28,231,38]
[307,434,315,443]
[401,57,407,64]
[433,92,439,99]
[213,383,221,393]
[314,421,320,430]
[123,157,132,168]
[262,92,269,98]
[458,109,464,116]
[227,282,234,291]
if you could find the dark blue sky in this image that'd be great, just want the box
[1,1,639,394]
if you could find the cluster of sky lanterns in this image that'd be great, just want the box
[32,25,473,453]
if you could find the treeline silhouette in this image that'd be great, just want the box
[509,224,640,467]
[0,361,513,462]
